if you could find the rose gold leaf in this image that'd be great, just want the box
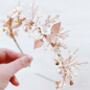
[51,22,61,34]
[46,34,52,43]
[34,39,44,48]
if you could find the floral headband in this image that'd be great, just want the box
[1,1,87,89]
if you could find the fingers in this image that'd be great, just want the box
[7,56,33,76]
[0,48,21,63]
[10,75,19,86]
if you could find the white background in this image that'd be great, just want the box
[0,0,90,90]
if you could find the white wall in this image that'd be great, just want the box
[0,0,90,90]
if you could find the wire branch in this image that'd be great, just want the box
[12,37,24,55]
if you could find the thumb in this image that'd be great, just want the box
[7,56,33,76]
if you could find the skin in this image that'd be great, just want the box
[0,48,33,89]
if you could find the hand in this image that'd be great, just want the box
[0,48,33,89]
